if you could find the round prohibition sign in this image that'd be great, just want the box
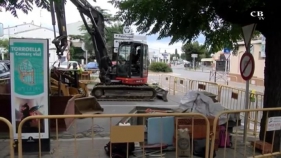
[240,52,255,81]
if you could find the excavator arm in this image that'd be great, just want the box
[50,0,112,83]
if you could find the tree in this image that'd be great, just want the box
[0,39,8,52]
[109,0,281,151]
[182,42,207,62]
[78,6,116,57]
[104,22,123,58]
[80,22,123,59]
[170,49,180,61]
[0,39,9,59]
[175,49,178,58]
[180,53,186,60]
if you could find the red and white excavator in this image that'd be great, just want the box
[50,0,168,101]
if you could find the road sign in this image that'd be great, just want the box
[223,48,230,53]
[240,52,255,81]
[242,24,256,49]
[191,54,198,58]
[114,34,134,39]
[0,23,3,37]
[113,47,118,53]
[224,54,230,59]
[123,26,132,34]
[114,34,147,40]
[114,39,130,47]
[267,117,281,131]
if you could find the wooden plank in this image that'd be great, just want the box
[110,125,145,143]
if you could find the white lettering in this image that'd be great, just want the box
[257,11,263,17]
[250,11,265,20]
[12,47,42,56]
[15,52,32,56]
[11,47,41,52]
[250,11,257,17]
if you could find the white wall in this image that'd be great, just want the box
[2,23,39,38]
[12,28,56,41]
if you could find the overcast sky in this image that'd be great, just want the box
[0,0,205,54]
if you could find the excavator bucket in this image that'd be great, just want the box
[75,96,104,115]
[154,87,168,102]
[150,83,168,102]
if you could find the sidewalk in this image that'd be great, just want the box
[0,137,262,158]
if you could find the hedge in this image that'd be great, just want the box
[149,62,172,72]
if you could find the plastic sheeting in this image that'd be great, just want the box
[178,91,230,125]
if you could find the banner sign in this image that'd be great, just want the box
[10,38,49,140]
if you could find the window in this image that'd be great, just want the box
[142,45,149,77]
[60,61,68,66]
[118,45,131,61]
[117,44,131,77]
[0,63,6,74]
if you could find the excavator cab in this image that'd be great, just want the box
[115,41,149,85]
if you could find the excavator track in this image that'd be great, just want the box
[90,83,166,101]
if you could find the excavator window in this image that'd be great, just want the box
[117,44,131,77]
[116,43,148,78]
[142,45,149,77]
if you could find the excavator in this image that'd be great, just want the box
[50,0,168,102]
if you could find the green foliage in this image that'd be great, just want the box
[0,0,99,17]
[80,22,123,58]
[109,0,266,53]
[180,53,186,60]
[170,49,180,61]
[149,62,172,73]
[0,39,9,53]
[181,42,208,61]
[105,22,123,56]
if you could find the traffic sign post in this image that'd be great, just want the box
[191,54,198,69]
[113,26,147,53]
[241,24,256,143]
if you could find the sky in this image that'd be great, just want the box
[0,0,205,54]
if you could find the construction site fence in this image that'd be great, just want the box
[154,74,264,134]
[2,108,281,158]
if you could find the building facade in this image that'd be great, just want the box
[228,39,265,86]
[0,22,69,64]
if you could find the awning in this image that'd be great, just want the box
[201,58,213,62]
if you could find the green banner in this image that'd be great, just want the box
[10,42,44,96]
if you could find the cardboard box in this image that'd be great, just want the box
[175,116,219,139]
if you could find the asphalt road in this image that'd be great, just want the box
[171,64,211,81]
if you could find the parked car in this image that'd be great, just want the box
[84,62,98,69]
[54,61,80,69]
[0,62,10,78]
[1,60,10,69]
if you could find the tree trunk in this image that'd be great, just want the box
[259,30,281,152]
